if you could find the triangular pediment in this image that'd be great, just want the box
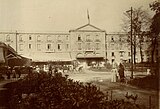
[71,24,105,32]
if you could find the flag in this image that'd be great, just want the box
[87,9,90,24]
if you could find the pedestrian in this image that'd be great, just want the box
[49,65,52,76]
[118,63,125,82]
[6,67,11,79]
[17,67,21,78]
[111,60,118,82]
[12,68,16,79]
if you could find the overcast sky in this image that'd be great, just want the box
[0,0,154,33]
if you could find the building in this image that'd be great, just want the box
[0,23,149,68]
[0,41,31,67]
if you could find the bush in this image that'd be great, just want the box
[128,75,159,90]
[6,71,146,109]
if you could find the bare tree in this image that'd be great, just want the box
[122,7,151,63]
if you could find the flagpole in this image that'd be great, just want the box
[87,10,90,24]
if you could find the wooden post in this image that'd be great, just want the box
[111,90,113,101]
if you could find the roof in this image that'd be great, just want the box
[69,24,106,32]
[23,52,73,62]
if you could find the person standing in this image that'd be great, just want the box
[118,63,125,82]
[111,60,118,82]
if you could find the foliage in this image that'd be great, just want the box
[6,72,146,109]
[128,75,158,90]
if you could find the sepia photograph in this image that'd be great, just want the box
[0,0,159,109]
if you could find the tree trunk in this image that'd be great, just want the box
[139,42,143,63]
[151,35,157,75]
[133,32,136,64]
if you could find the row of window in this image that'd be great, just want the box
[19,44,69,51]
[5,35,69,42]
[77,36,101,42]
[77,43,100,50]
[111,52,131,57]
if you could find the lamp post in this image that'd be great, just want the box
[127,7,133,79]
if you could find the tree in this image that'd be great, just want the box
[122,7,151,63]
[149,1,160,75]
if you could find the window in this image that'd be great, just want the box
[47,44,51,50]
[58,35,61,40]
[66,35,69,40]
[111,36,114,41]
[112,52,114,56]
[120,51,123,57]
[6,35,10,41]
[47,36,52,42]
[78,43,82,50]
[19,44,23,51]
[37,44,41,51]
[86,35,91,40]
[66,44,69,50]
[86,43,91,50]
[29,35,32,40]
[58,44,61,50]
[37,35,41,42]
[78,36,81,41]
[19,35,23,41]
[128,52,131,56]
[111,43,115,50]
[112,59,115,63]
[95,43,100,50]
[29,44,32,49]
[119,43,122,50]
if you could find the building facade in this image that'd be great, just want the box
[0,23,149,67]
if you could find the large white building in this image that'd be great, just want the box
[0,23,149,67]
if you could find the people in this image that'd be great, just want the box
[111,60,118,82]
[118,62,125,82]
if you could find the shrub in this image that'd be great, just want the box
[6,71,146,109]
[128,75,158,90]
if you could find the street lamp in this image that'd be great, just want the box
[126,7,134,79]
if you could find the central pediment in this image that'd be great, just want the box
[70,24,105,32]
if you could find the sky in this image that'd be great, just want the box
[0,0,154,33]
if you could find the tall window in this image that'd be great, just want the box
[66,35,69,40]
[37,35,41,42]
[120,51,123,57]
[111,36,114,41]
[29,44,32,49]
[128,52,131,56]
[86,43,91,50]
[58,44,61,50]
[47,44,51,50]
[86,35,91,40]
[78,36,81,41]
[19,35,23,41]
[58,35,61,40]
[119,43,122,50]
[66,44,69,50]
[37,44,41,51]
[95,43,100,50]
[78,43,82,50]
[47,36,51,42]
[29,35,32,40]
[112,52,114,56]
[19,44,23,51]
